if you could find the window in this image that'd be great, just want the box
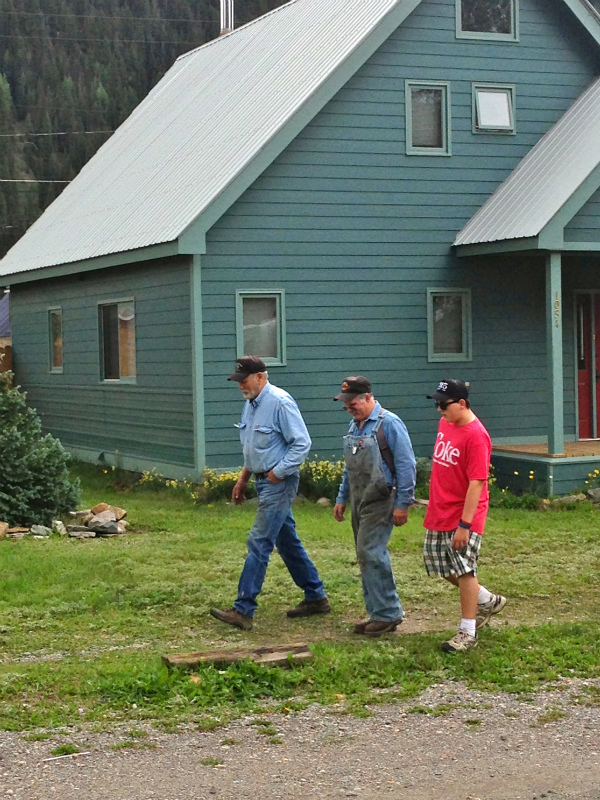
[427,289,472,362]
[457,0,518,41]
[236,291,286,365]
[406,81,451,156]
[99,301,136,381]
[473,84,515,133]
[49,308,63,373]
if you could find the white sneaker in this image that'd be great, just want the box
[476,594,507,629]
[441,628,478,653]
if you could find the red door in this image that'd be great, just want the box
[577,294,594,439]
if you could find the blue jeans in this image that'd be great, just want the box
[352,495,404,622]
[234,474,326,618]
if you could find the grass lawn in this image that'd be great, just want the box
[1,463,599,732]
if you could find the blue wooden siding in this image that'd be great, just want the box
[202,0,599,466]
[200,0,600,468]
[565,186,600,242]
[10,256,195,471]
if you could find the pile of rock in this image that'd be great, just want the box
[66,503,130,539]
[0,502,130,541]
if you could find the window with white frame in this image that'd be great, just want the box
[457,0,518,40]
[236,291,285,365]
[473,84,515,133]
[406,81,451,156]
[99,301,136,381]
[427,289,472,362]
[49,308,63,372]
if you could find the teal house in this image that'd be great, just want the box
[3,0,600,494]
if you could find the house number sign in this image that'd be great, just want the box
[554,291,561,328]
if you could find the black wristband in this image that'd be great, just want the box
[458,519,471,530]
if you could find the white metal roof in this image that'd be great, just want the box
[455,74,600,247]
[0,0,412,277]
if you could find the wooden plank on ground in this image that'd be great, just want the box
[162,643,313,669]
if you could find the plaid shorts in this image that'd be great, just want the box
[423,529,482,578]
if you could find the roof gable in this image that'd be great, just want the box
[0,0,422,279]
[2,0,600,278]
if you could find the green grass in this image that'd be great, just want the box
[1,462,600,732]
[50,743,80,756]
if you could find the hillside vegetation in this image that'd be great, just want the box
[0,0,286,258]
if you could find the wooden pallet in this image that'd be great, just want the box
[162,643,313,670]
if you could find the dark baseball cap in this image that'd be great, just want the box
[334,376,372,401]
[228,356,267,381]
[427,379,469,402]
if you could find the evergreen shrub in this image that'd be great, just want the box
[0,373,81,526]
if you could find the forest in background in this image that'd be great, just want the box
[0,0,286,257]
[1,0,600,259]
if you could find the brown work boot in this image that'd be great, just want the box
[354,619,402,637]
[209,607,253,631]
[286,597,331,618]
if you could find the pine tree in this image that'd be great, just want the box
[0,373,81,526]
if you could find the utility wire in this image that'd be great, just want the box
[0,179,71,183]
[0,33,201,44]
[0,9,214,22]
[0,130,113,138]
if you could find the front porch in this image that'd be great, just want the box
[492,441,600,496]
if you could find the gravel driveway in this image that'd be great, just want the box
[1,679,599,800]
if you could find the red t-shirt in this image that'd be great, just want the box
[424,415,491,534]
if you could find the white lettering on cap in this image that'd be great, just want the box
[438,381,449,392]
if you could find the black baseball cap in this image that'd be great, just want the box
[228,356,267,381]
[427,379,469,402]
[334,376,372,401]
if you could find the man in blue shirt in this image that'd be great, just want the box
[333,376,416,636]
[210,357,329,631]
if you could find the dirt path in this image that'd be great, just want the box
[1,679,599,800]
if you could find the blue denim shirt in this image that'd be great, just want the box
[237,382,311,478]
[336,403,416,510]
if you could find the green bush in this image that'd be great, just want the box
[0,373,81,526]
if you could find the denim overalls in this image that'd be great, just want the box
[343,411,404,622]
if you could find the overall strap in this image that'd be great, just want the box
[375,410,395,476]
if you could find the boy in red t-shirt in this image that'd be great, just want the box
[423,380,506,653]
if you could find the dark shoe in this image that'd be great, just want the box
[210,607,253,631]
[355,618,402,637]
[286,597,331,618]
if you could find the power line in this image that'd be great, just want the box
[0,9,215,23]
[0,179,71,183]
[0,130,113,138]
[0,33,201,44]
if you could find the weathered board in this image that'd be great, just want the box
[162,643,313,669]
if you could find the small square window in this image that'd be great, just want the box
[99,301,136,381]
[49,308,63,373]
[236,291,286,366]
[457,0,518,40]
[427,289,472,362]
[406,81,451,156]
[473,84,515,133]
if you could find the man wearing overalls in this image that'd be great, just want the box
[333,376,416,636]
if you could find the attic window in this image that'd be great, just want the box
[99,301,136,382]
[473,84,515,133]
[406,81,451,156]
[457,0,518,41]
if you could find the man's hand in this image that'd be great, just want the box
[451,527,470,550]
[393,508,408,527]
[232,479,248,505]
[267,469,283,484]
[333,503,346,522]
